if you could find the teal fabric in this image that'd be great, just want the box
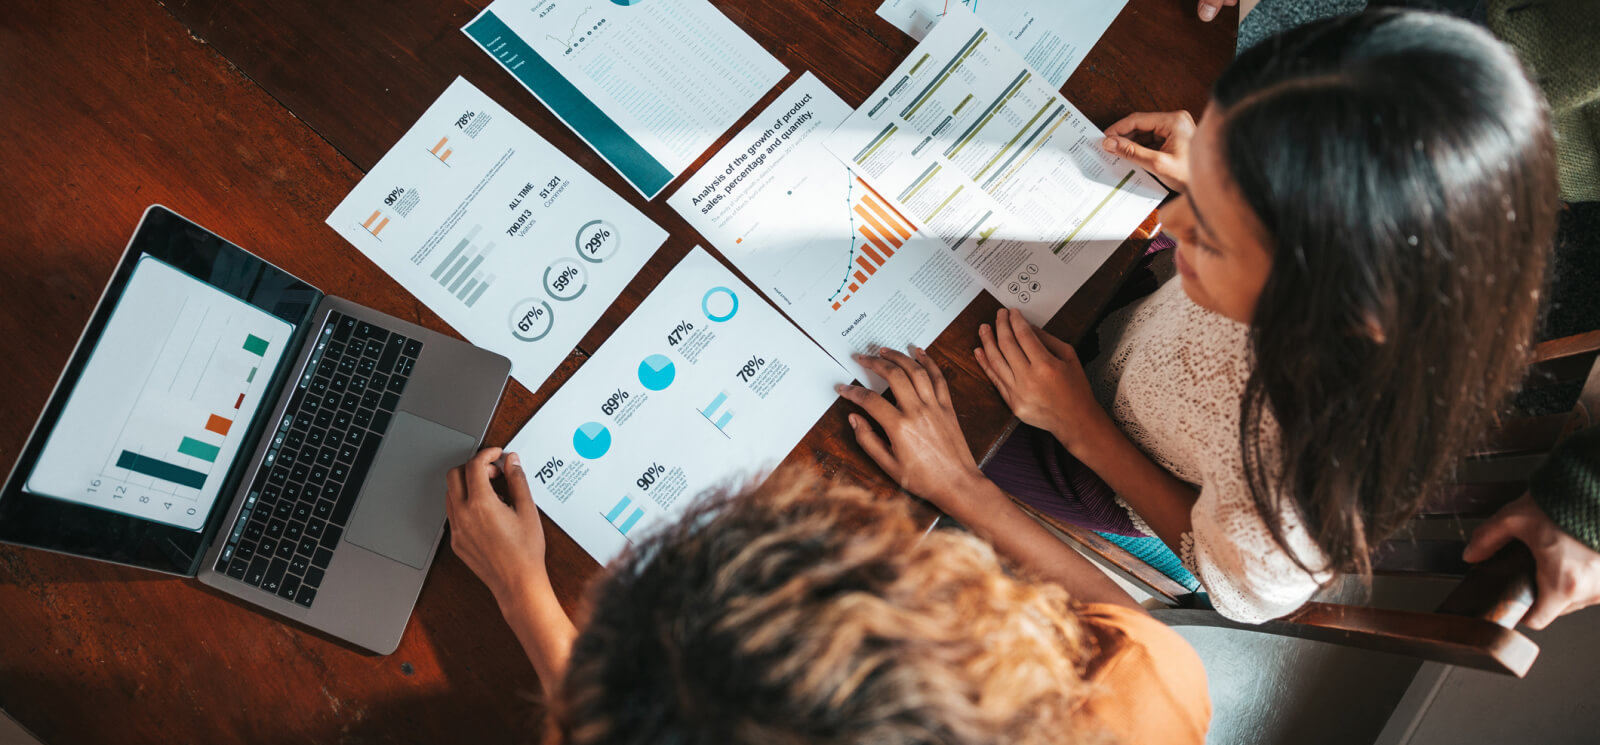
[1096,531,1203,592]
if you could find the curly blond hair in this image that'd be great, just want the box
[556,470,1108,745]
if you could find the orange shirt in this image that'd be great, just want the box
[1073,603,1212,744]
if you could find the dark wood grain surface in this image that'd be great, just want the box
[0,0,1233,741]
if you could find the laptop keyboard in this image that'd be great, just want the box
[212,311,423,609]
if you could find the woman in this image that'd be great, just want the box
[446,448,1211,744]
[841,10,1560,622]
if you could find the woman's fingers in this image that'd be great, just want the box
[855,352,923,412]
[876,346,938,404]
[1104,111,1182,141]
[993,308,1029,365]
[973,346,1013,407]
[501,452,536,511]
[1035,327,1077,362]
[447,465,468,504]
[978,324,1016,390]
[464,446,505,501]
[1006,309,1050,361]
[836,381,904,428]
[911,346,952,407]
[848,413,902,481]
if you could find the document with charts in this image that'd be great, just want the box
[670,73,978,388]
[875,0,1127,88]
[825,11,1166,325]
[463,0,787,199]
[326,77,667,389]
[505,247,848,565]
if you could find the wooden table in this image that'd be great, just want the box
[0,1,1232,741]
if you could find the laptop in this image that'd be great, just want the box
[0,205,511,654]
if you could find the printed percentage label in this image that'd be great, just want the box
[735,355,767,383]
[543,259,588,301]
[575,219,619,263]
[635,462,666,491]
[601,388,631,416]
[534,457,565,485]
[666,320,695,346]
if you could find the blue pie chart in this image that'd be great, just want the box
[638,354,676,391]
[573,422,612,460]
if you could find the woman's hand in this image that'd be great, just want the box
[838,346,992,517]
[1465,493,1600,630]
[974,308,1112,455]
[1196,0,1237,22]
[446,447,550,608]
[1101,110,1196,192]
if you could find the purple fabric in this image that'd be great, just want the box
[984,425,1146,536]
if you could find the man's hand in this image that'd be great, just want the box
[837,346,994,519]
[1101,110,1197,193]
[446,447,550,608]
[1465,493,1600,630]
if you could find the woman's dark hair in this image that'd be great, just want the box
[555,472,1102,745]
[1217,10,1559,577]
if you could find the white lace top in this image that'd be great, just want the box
[1085,277,1331,623]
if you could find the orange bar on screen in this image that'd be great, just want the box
[431,136,450,155]
[855,255,878,276]
[234,393,245,409]
[362,210,382,229]
[205,414,232,436]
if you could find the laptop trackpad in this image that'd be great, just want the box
[347,412,476,570]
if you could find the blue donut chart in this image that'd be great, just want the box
[701,286,738,322]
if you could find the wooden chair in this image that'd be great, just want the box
[1024,329,1600,677]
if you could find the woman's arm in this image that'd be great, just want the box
[974,308,1200,553]
[447,448,579,698]
[838,347,1144,611]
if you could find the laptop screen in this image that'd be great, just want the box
[25,255,292,530]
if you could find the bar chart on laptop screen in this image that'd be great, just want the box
[26,256,291,530]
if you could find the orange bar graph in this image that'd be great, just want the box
[858,225,894,261]
[853,204,903,252]
[362,210,390,237]
[430,136,453,162]
[856,178,915,237]
[205,414,233,437]
[853,270,869,284]
[857,233,885,265]
[855,256,877,276]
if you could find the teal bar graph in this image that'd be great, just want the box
[243,334,269,356]
[116,450,207,489]
[177,436,220,462]
[604,496,645,537]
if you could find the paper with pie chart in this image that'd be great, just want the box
[504,246,849,565]
[669,73,979,388]
[326,76,667,388]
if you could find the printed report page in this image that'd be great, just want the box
[670,73,978,388]
[825,11,1166,325]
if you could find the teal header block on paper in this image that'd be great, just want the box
[464,11,675,199]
